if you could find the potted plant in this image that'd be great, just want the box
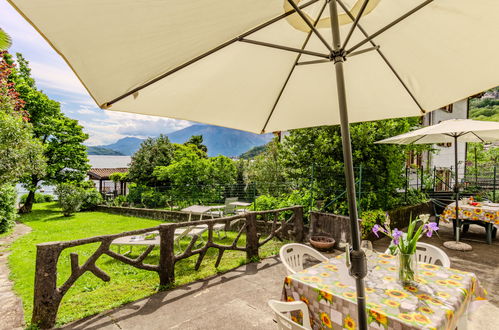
[372,214,438,285]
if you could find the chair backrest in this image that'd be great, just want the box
[384,242,451,267]
[224,197,238,214]
[268,300,311,330]
[279,243,328,275]
[415,242,451,267]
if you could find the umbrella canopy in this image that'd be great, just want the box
[7,0,499,134]
[8,0,499,328]
[376,119,499,144]
[376,119,499,250]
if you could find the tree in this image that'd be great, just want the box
[0,52,45,185]
[128,135,175,186]
[0,28,11,50]
[3,52,90,213]
[247,138,288,196]
[154,144,237,203]
[280,118,418,212]
[184,135,208,154]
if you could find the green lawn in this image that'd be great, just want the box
[9,203,284,326]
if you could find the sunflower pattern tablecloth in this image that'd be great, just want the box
[441,202,499,225]
[281,254,486,330]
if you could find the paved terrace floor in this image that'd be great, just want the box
[63,221,498,330]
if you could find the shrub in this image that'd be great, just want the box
[252,194,280,211]
[359,209,386,240]
[0,184,17,233]
[20,193,54,204]
[126,184,149,206]
[112,195,127,207]
[141,190,166,208]
[81,189,103,211]
[54,183,85,216]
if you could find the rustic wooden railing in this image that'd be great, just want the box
[31,206,304,328]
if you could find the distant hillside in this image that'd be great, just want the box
[87,146,124,155]
[93,124,272,157]
[240,144,267,159]
[96,137,144,155]
[167,124,272,157]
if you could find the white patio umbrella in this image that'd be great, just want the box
[8,0,499,328]
[376,119,499,251]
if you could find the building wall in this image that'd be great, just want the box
[423,99,468,172]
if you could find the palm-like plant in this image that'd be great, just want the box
[0,28,12,50]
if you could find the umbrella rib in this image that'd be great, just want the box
[103,0,321,108]
[346,0,434,55]
[239,39,329,59]
[341,0,370,50]
[260,0,329,134]
[286,0,333,53]
[336,0,425,113]
[296,59,331,66]
[470,131,486,142]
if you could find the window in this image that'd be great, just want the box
[440,104,453,113]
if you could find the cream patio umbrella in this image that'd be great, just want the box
[376,119,499,251]
[8,0,499,328]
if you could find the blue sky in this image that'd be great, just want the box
[1,0,191,145]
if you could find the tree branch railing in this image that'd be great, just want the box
[31,206,304,328]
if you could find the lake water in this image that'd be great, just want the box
[16,155,132,197]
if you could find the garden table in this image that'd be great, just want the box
[441,202,499,244]
[281,253,486,330]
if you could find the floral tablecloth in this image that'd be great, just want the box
[281,254,486,330]
[441,202,499,225]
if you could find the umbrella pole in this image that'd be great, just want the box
[443,135,472,251]
[454,135,460,242]
[329,1,368,328]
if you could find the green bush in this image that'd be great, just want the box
[112,195,127,207]
[20,193,54,204]
[252,194,280,211]
[126,184,149,206]
[359,209,386,240]
[81,189,103,211]
[141,190,166,208]
[54,183,85,217]
[0,184,18,234]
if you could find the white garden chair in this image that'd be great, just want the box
[279,243,328,275]
[384,242,451,267]
[268,300,311,330]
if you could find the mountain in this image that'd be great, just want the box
[167,124,272,157]
[87,146,124,155]
[239,144,268,159]
[92,125,272,157]
[96,137,144,155]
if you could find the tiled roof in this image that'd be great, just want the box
[88,168,128,180]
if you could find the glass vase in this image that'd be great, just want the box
[398,253,417,286]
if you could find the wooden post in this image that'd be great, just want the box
[32,243,63,329]
[158,223,175,286]
[292,207,304,242]
[245,212,259,260]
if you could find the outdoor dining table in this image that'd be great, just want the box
[281,253,486,330]
[441,201,499,244]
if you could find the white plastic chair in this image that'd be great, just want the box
[384,242,451,267]
[279,243,328,275]
[268,300,311,330]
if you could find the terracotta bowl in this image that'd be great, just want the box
[309,236,335,252]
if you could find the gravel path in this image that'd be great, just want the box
[0,223,31,330]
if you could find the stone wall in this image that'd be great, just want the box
[95,205,191,222]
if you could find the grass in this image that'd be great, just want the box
[9,203,284,326]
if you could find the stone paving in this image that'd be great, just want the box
[2,217,497,329]
[0,223,31,330]
[61,219,498,330]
